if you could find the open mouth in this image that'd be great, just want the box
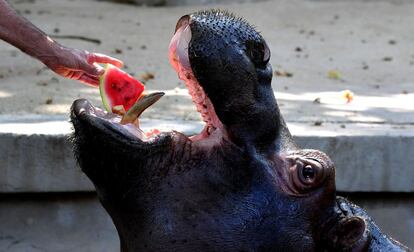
[72,16,224,143]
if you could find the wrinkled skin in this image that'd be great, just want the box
[70,10,411,252]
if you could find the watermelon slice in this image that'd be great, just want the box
[99,64,145,112]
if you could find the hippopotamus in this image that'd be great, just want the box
[70,10,411,251]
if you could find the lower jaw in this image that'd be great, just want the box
[86,104,226,144]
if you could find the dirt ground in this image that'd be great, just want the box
[0,0,413,126]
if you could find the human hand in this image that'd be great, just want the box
[41,46,123,87]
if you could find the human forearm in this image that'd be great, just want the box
[0,0,62,62]
[0,0,123,86]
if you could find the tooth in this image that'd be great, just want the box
[120,92,165,125]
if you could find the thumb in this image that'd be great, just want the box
[80,61,104,77]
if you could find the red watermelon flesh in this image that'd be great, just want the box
[99,64,145,112]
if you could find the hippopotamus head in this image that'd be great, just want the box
[70,10,410,251]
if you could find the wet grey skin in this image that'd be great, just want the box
[70,10,411,252]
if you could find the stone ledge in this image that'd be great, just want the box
[1,116,413,193]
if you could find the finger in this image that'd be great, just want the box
[78,74,99,87]
[93,62,105,73]
[66,71,84,80]
[89,53,124,68]
[68,70,99,87]
[80,61,104,77]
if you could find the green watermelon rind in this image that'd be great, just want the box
[99,64,113,112]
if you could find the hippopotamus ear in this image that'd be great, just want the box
[325,216,370,251]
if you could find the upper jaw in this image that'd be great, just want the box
[169,15,225,139]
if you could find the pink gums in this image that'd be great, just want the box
[169,23,223,141]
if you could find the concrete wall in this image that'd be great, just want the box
[2,133,414,193]
[0,193,118,252]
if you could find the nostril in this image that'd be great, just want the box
[72,99,93,117]
[175,15,190,34]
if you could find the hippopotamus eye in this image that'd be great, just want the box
[288,157,326,193]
